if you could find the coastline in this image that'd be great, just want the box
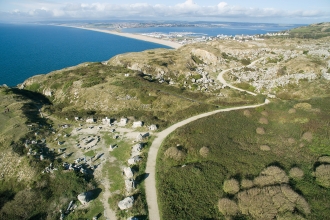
[57,25,182,49]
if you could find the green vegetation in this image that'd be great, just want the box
[157,97,330,220]
[288,22,330,39]
[191,55,204,65]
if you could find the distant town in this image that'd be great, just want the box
[55,21,291,45]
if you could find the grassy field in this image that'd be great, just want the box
[157,97,330,220]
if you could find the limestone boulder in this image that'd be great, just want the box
[118,196,134,210]
[128,156,141,165]
[125,179,135,193]
[124,167,134,178]
[77,192,91,205]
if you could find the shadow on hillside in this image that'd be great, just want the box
[9,88,52,125]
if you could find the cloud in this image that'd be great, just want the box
[0,1,329,22]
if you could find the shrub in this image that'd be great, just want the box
[199,146,209,157]
[254,166,289,187]
[241,179,254,189]
[315,164,330,188]
[241,58,251,66]
[260,145,271,151]
[259,117,269,124]
[243,110,251,117]
[256,127,265,135]
[289,167,304,180]
[294,103,312,110]
[318,156,330,163]
[164,147,186,161]
[191,55,204,65]
[218,198,239,216]
[223,179,240,194]
[301,131,313,142]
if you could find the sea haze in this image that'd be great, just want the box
[0,24,171,86]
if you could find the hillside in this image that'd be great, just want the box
[1,23,330,219]
[287,22,330,39]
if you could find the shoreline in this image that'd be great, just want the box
[57,25,182,49]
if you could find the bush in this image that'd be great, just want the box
[223,179,240,194]
[241,58,251,66]
[218,198,238,216]
[315,164,330,188]
[164,147,186,161]
[256,127,265,135]
[289,167,304,180]
[199,146,209,157]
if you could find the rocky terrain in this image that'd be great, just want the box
[1,22,330,219]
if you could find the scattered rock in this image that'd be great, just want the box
[128,156,141,165]
[118,196,134,210]
[77,192,91,205]
[125,179,135,193]
[124,167,134,179]
[149,124,158,131]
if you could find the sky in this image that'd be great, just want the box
[0,0,329,24]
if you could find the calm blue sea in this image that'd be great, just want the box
[0,24,171,86]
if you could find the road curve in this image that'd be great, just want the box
[144,68,269,220]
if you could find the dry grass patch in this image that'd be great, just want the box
[301,131,313,142]
[218,198,239,216]
[261,111,269,116]
[259,117,269,124]
[199,146,209,158]
[260,145,271,151]
[164,146,186,161]
[289,167,304,180]
[256,127,265,135]
[243,110,251,117]
[287,138,296,145]
[314,164,330,188]
[223,179,240,194]
[288,108,296,114]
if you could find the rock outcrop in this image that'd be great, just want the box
[118,196,134,210]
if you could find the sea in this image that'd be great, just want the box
[0,23,302,86]
[0,24,171,86]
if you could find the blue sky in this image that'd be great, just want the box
[0,0,329,24]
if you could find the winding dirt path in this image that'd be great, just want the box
[144,67,269,220]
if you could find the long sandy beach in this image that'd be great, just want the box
[59,25,182,49]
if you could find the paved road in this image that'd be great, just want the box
[144,67,269,220]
